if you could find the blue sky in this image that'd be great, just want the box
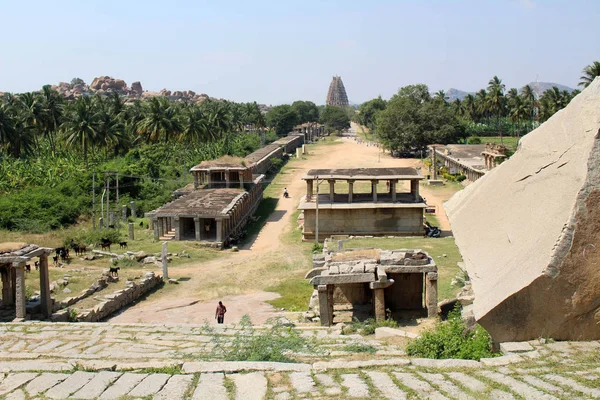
[0,0,598,104]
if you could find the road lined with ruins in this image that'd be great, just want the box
[109,126,456,325]
[0,322,599,399]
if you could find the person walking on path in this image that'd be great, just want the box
[215,301,227,324]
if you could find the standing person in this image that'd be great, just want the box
[215,301,227,324]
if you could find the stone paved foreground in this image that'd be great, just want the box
[0,322,598,399]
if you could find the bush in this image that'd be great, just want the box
[468,137,482,144]
[342,317,398,336]
[456,174,467,182]
[210,315,317,362]
[311,243,323,253]
[405,306,498,360]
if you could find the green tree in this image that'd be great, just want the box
[357,96,387,128]
[487,76,506,143]
[291,101,319,124]
[265,105,299,136]
[320,106,350,134]
[579,61,600,88]
[39,85,63,154]
[396,84,431,103]
[61,96,99,164]
[137,97,182,143]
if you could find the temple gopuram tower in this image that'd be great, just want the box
[326,76,349,107]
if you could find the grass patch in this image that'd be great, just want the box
[343,237,462,301]
[342,343,377,354]
[265,278,313,312]
[342,317,399,336]
[136,365,183,374]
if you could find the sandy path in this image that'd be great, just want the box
[109,125,454,324]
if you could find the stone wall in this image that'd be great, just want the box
[303,208,423,239]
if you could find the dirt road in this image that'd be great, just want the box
[109,125,455,324]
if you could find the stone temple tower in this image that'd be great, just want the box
[326,76,349,107]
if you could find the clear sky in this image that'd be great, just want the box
[1,0,598,105]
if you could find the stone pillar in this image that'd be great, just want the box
[99,217,104,230]
[239,173,244,189]
[39,254,52,318]
[317,285,333,326]
[372,180,379,202]
[194,218,201,241]
[328,180,335,202]
[411,179,420,202]
[306,180,313,201]
[174,217,181,240]
[14,263,26,320]
[225,171,230,188]
[1,268,13,306]
[391,180,397,202]
[194,173,199,189]
[426,272,438,317]
[302,144,306,154]
[130,201,136,218]
[207,173,212,188]
[161,242,169,280]
[129,223,135,240]
[373,288,386,322]
[122,205,128,223]
[348,180,354,203]
[153,219,160,240]
[216,219,223,243]
[296,148,302,158]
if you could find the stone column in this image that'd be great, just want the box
[1,268,13,306]
[373,288,386,322]
[317,285,333,326]
[194,217,201,241]
[130,201,136,218]
[216,219,223,243]
[411,179,420,202]
[39,254,52,318]
[225,171,230,188]
[14,263,26,320]
[161,242,169,280]
[153,219,159,240]
[99,217,104,230]
[426,272,438,317]
[239,173,244,189]
[207,173,212,188]
[194,173,199,189]
[174,217,181,240]
[306,180,313,201]
[372,180,379,202]
[122,205,128,223]
[128,223,135,240]
[328,180,335,202]
[348,180,354,203]
[391,180,397,202]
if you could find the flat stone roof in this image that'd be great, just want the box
[298,198,426,210]
[149,188,246,218]
[0,243,52,264]
[433,144,487,171]
[190,156,247,172]
[303,168,423,180]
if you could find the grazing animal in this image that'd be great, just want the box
[57,262,63,268]
[119,242,128,249]
[139,221,143,227]
[109,267,120,276]
[78,245,86,255]
[52,255,59,265]
[108,224,115,229]
[100,238,112,251]
[25,264,31,273]
[34,261,39,270]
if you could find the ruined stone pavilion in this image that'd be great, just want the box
[0,243,53,321]
[298,168,426,240]
[306,240,438,326]
[146,135,303,247]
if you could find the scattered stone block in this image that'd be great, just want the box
[500,342,534,354]
[375,327,419,339]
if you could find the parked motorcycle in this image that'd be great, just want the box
[424,221,441,238]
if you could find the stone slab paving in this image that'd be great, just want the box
[154,374,194,400]
[192,373,228,400]
[366,371,407,399]
[45,371,96,399]
[544,374,600,398]
[232,371,268,400]
[98,372,147,400]
[70,371,122,399]
[25,373,70,396]
[340,373,370,398]
[479,370,558,400]
[289,371,317,394]
[446,371,488,393]
[418,372,475,400]
[127,373,171,397]
[0,372,38,396]
[5,388,26,400]
[315,373,343,396]
[393,372,449,400]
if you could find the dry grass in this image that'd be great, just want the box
[332,249,380,262]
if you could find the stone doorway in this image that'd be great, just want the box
[200,218,217,241]
[180,217,196,240]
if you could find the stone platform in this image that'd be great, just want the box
[0,322,598,399]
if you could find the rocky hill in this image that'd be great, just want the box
[50,76,211,103]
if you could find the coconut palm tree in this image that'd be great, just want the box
[475,90,490,122]
[520,84,536,126]
[61,96,100,164]
[579,61,600,88]
[487,76,506,143]
[434,90,447,103]
[0,102,18,154]
[509,96,527,138]
[181,105,210,143]
[137,97,182,143]
[463,94,477,121]
[39,85,63,154]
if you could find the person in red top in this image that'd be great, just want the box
[215,301,227,324]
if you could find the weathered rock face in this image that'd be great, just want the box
[445,77,600,342]
[131,81,143,95]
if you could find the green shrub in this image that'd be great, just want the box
[311,243,323,253]
[405,306,498,360]
[468,137,482,144]
[456,174,467,182]
[210,315,316,362]
[342,317,398,336]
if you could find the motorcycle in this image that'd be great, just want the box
[424,221,441,238]
[283,191,290,198]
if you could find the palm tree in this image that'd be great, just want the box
[137,97,182,143]
[579,61,600,88]
[61,96,100,164]
[520,84,536,126]
[509,96,527,139]
[39,85,63,154]
[0,102,18,154]
[181,105,209,143]
[475,90,490,122]
[487,76,506,144]
[434,90,447,103]
[463,94,477,121]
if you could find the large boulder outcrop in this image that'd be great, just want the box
[445,77,600,342]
